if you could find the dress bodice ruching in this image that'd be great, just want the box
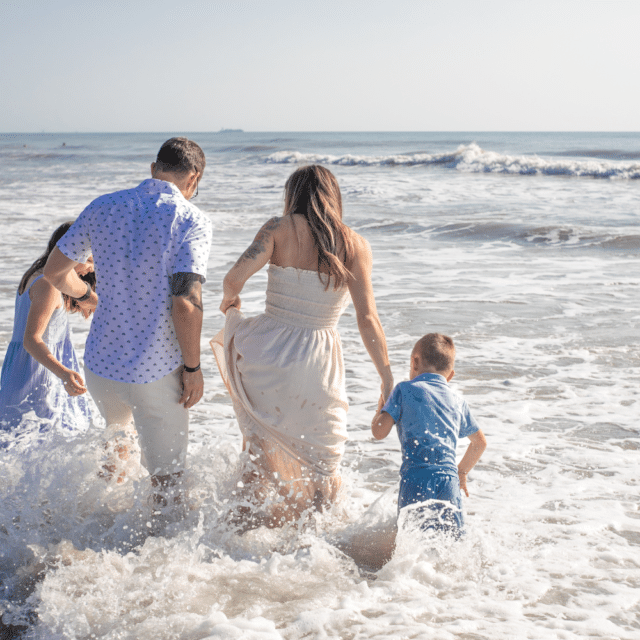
[264,265,350,330]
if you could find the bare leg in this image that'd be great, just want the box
[150,471,184,510]
[336,524,398,571]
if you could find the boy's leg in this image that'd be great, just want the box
[399,470,464,536]
[431,473,464,534]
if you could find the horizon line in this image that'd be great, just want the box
[2,130,640,136]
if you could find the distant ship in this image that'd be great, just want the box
[218,128,243,133]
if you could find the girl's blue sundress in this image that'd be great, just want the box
[0,275,91,435]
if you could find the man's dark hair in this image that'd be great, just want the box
[155,137,206,176]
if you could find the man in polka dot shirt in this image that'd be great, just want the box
[44,137,213,509]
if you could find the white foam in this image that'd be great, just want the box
[266,143,640,179]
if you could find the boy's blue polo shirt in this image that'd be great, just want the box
[382,372,479,477]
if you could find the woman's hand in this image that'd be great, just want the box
[61,369,87,396]
[381,374,394,403]
[220,295,241,314]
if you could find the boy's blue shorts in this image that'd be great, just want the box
[398,469,464,536]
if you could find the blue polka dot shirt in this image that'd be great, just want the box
[58,179,213,383]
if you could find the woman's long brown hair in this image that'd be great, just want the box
[18,221,95,313]
[283,165,354,290]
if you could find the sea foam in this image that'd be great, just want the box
[266,143,640,179]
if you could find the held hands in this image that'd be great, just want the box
[179,367,204,409]
[220,295,241,314]
[62,370,87,396]
[380,377,393,406]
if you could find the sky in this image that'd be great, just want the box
[1,0,639,132]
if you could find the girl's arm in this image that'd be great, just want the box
[23,278,87,396]
[347,235,394,401]
[458,429,487,497]
[220,217,281,314]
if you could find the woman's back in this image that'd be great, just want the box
[270,213,363,277]
[270,214,324,271]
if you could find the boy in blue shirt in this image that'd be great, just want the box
[372,333,487,536]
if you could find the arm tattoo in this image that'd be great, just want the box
[236,216,281,265]
[171,272,204,311]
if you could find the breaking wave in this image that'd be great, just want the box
[265,143,640,179]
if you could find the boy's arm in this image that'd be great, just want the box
[372,398,395,440]
[458,429,487,497]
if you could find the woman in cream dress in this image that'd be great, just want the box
[212,165,393,524]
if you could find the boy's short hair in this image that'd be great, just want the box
[414,333,455,372]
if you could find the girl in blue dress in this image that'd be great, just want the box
[0,222,95,437]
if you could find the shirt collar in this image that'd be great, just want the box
[138,178,183,198]
[413,372,448,385]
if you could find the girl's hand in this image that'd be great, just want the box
[77,291,99,318]
[79,305,94,320]
[61,370,87,396]
[220,296,241,314]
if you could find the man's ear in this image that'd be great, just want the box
[150,162,156,177]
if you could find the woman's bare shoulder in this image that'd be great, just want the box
[345,228,372,264]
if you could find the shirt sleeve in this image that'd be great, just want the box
[172,213,212,280]
[56,207,93,263]
[459,399,480,439]
[382,383,403,424]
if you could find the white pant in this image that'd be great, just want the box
[85,367,189,476]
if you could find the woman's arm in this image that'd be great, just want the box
[220,217,281,313]
[23,278,87,396]
[347,235,394,400]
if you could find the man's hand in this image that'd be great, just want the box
[179,367,204,408]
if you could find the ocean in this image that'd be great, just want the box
[0,131,639,639]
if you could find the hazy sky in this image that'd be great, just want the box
[1,0,638,132]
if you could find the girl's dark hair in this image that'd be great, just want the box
[283,165,354,290]
[19,221,96,314]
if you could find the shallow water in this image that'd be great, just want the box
[1,132,639,639]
